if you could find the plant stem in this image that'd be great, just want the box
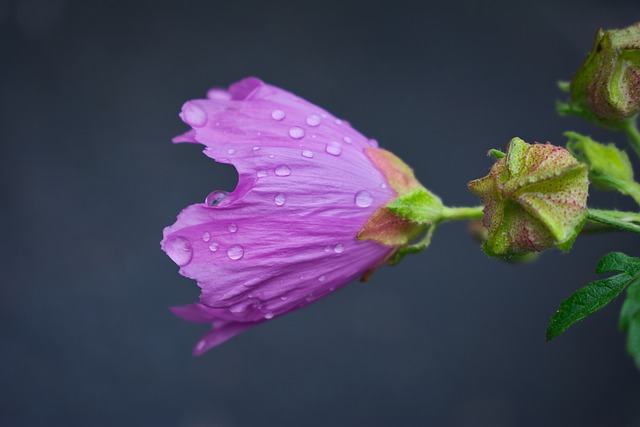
[623,118,640,158]
[586,209,640,233]
[440,206,484,221]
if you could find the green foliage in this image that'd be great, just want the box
[566,131,640,205]
[547,252,640,368]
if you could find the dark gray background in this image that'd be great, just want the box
[2,0,640,426]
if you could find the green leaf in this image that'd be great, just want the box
[596,251,640,275]
[622,278,640,369]
[386,188,443,224]
[546,273,631,341]
[620,276,640,332]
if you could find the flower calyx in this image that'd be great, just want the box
[358,147,444,264]
[560,22,640,125]
[468,137,589,258]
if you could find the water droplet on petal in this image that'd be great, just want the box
[205,190,228,206]
[302,149,313,158]
[280,295,289,301]
[335,119,343,125]
[275,165,291,176]
[289,126,305,139]
[324,246,331,252]
[202,231,211,242]
[165,236,193,267]
[326,141,342,156]
[343,136,352,143]
[271,109,286,120]
[228,223,238,233]
[355,190,373,207]
[227,245,244,260]
[269,154,275,159]
[274,193,286,206]
[319,275,326,282]
[183,103,207,127]
[264,312,274,319]
[253,146,260,151]
[257,170,268,178]
[306,114,321,126]
[334,243,344,253]
[229,303,246,313]
[227,148,236,155]
[208,242,219,252]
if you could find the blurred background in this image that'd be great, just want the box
[2,0,640,425]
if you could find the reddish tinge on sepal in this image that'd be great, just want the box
[468,137,589,258]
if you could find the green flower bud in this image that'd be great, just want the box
[468,138,589,258]
[569,22,640,123]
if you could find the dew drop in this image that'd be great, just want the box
[227,245,244,260]
[289,126,305,139]
[202,231,211,242]
[164,236,193,267]
[271,109,286,120]
[228,223,238,233]
[306,114,321,127]
[326,141,342,156]
[334,243,344,253]
[343,136,352,143]
[208,242,219,252]
[280,295,289,301]
[319,275,326,282]
[229,303,246,313]
[324,246,331,252]
[275,165,291,176]
[253,146,260,151]
[257,170,268,178]
[335,119,343,125]
[355,190,373,208]
[264,312,274,319]
[274,193,286,206]
[227,148,236,155]
[302,149,314,158]
[205,190,228,206]
[269,154,275,159]
[183,103,207,127]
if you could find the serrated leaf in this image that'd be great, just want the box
[546,273,631,341]
[596,251,640,275]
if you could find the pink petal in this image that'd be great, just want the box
[163,78,398,353]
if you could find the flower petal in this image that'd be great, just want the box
[163,78,399,350]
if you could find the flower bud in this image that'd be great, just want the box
[468,138,589,258]
[569,22,640,122]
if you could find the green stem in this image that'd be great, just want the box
[587,209,640,233]
[440,206,484,221]
[623,118,640,158]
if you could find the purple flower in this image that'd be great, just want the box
[162,78,420,355]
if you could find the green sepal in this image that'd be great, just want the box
[488,149,506,159]
[386,188,444,225]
